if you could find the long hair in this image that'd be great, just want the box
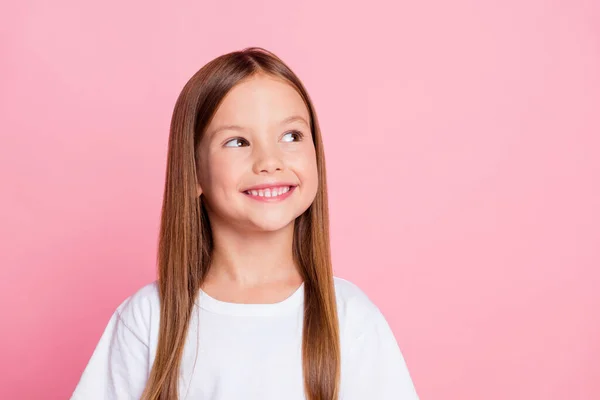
[141,47,340,400]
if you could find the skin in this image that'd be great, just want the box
[195,73,318,303]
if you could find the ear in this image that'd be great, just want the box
[196,181,203,197]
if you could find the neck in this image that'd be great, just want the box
[206,220,301,288]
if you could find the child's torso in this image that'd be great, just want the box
[169,309,306,399]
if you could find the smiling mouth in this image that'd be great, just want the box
[243,185,295,198]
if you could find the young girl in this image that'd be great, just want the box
[71,47,419,400]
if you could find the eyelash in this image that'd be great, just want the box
[223,130,304,148]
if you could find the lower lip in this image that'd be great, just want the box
[243,186,296,202]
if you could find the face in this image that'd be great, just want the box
[196,74,319,233]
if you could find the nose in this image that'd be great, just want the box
[252,142,284,174]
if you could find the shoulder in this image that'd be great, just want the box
[71,283,160,399]
[333,276,379,313]
[333,278,420,399]
[333,276,386,337]
[113,281,161,342]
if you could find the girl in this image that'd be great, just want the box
[71,47,419,400]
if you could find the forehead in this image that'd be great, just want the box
[207,75,310,130]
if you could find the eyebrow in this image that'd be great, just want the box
[209,115,309,137]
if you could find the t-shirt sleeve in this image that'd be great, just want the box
[342,308,420,400]
[70,302,150,400]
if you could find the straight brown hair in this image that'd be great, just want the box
[141,47,340,400]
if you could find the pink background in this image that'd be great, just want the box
[1,0,599,399]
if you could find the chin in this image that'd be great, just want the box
[242,206,306,232]
[249,217,296,233]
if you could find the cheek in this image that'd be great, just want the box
[306,163,319,199]
[295,148,319,196]
[201,152,241,196]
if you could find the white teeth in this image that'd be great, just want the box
[247,186,292,197]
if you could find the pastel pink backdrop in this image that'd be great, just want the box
[1,0,599,399]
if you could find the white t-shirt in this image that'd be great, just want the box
[71,277,419,400]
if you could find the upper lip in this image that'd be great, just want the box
[242,182,297,191]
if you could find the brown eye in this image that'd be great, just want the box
[281,130,303,142]
[224,137,250,147]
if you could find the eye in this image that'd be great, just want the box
[224,137,250,148]
[281,130,304,143]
